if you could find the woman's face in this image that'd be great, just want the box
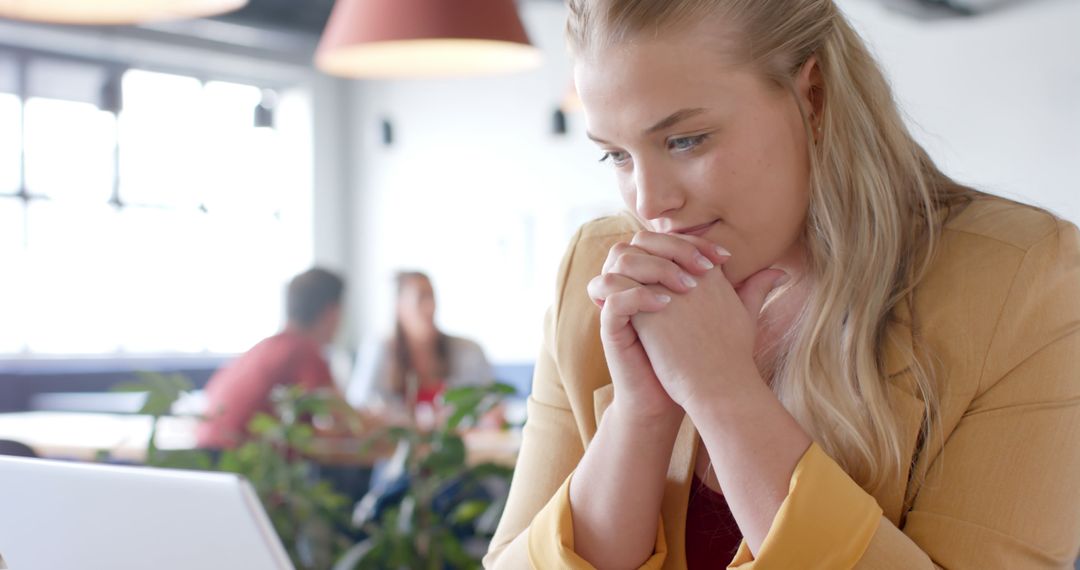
[398,276,437,334]
[575,26,817,285]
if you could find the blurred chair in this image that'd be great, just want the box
[491,362,534,396]
[0,439,38,458]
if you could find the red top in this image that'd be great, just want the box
[415,381,446,406]
[686,474,743,568]
[196,330,334,449]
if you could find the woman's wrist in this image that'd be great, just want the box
[680,368,770,423]
[570,392,682,569]
[607,397,684,439]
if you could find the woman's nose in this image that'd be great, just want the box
[633,162,685,221]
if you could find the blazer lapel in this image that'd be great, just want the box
[592,383,615,427]
[883,296,915,379]
[877,295,929,525]
[660,415,696,568]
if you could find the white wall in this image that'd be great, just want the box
[840,0,1080,221]
[346,0,1080,364]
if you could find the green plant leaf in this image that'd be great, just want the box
[445,406,472,431]
[440,386,480,405]
[440,532,477,569]
[423,432,466,474]
[154,449,214,470]
[386,426,412,441]
[111,371,193,417]
[449,499,489,525]
[466,461,514,479]
[248,413,280,436]
[440,383,516,431]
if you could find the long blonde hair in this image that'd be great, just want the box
[567,0,978,492]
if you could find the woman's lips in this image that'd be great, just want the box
[674,219,720,237]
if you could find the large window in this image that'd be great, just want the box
[0,52,314,356]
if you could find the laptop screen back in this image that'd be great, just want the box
[0,456,294,570]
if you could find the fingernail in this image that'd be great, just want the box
[694,252,714,270]
[714,245,731,258]
[656,294,672,304]
[680,273,698,288]
[773,274,791,288]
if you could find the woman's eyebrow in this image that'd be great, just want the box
[644,107,707,135]
[586,107,709,144]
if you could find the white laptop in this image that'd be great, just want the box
[0,455,294,570]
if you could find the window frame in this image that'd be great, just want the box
[0,44,316,360]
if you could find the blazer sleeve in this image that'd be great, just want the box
[484,224,668,569]
[728,221,1080,569]
[483,227,590,569]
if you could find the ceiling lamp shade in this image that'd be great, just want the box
[316,0,542,79]
[0,0,248,25]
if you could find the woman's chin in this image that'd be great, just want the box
[724,262,783,291]
[722,262,753,289]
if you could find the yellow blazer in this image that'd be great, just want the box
[484,197,1080,569]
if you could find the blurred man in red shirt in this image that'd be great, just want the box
[197,268,346,449]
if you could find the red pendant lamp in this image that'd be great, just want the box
[0,0,248,25]
[316,0,542,79]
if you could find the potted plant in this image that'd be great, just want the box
[112,373,517,569]
[335,383,517,570]
[113,373,357,568]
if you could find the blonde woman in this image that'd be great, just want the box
[484,1,1080,568]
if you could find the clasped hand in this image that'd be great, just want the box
[587,231,788,419]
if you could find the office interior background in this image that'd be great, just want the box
[0,0,1077,568]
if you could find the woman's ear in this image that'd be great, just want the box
[796,55,825,127]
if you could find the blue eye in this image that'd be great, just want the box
[668,134,708,152]
[599,151,631,166]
